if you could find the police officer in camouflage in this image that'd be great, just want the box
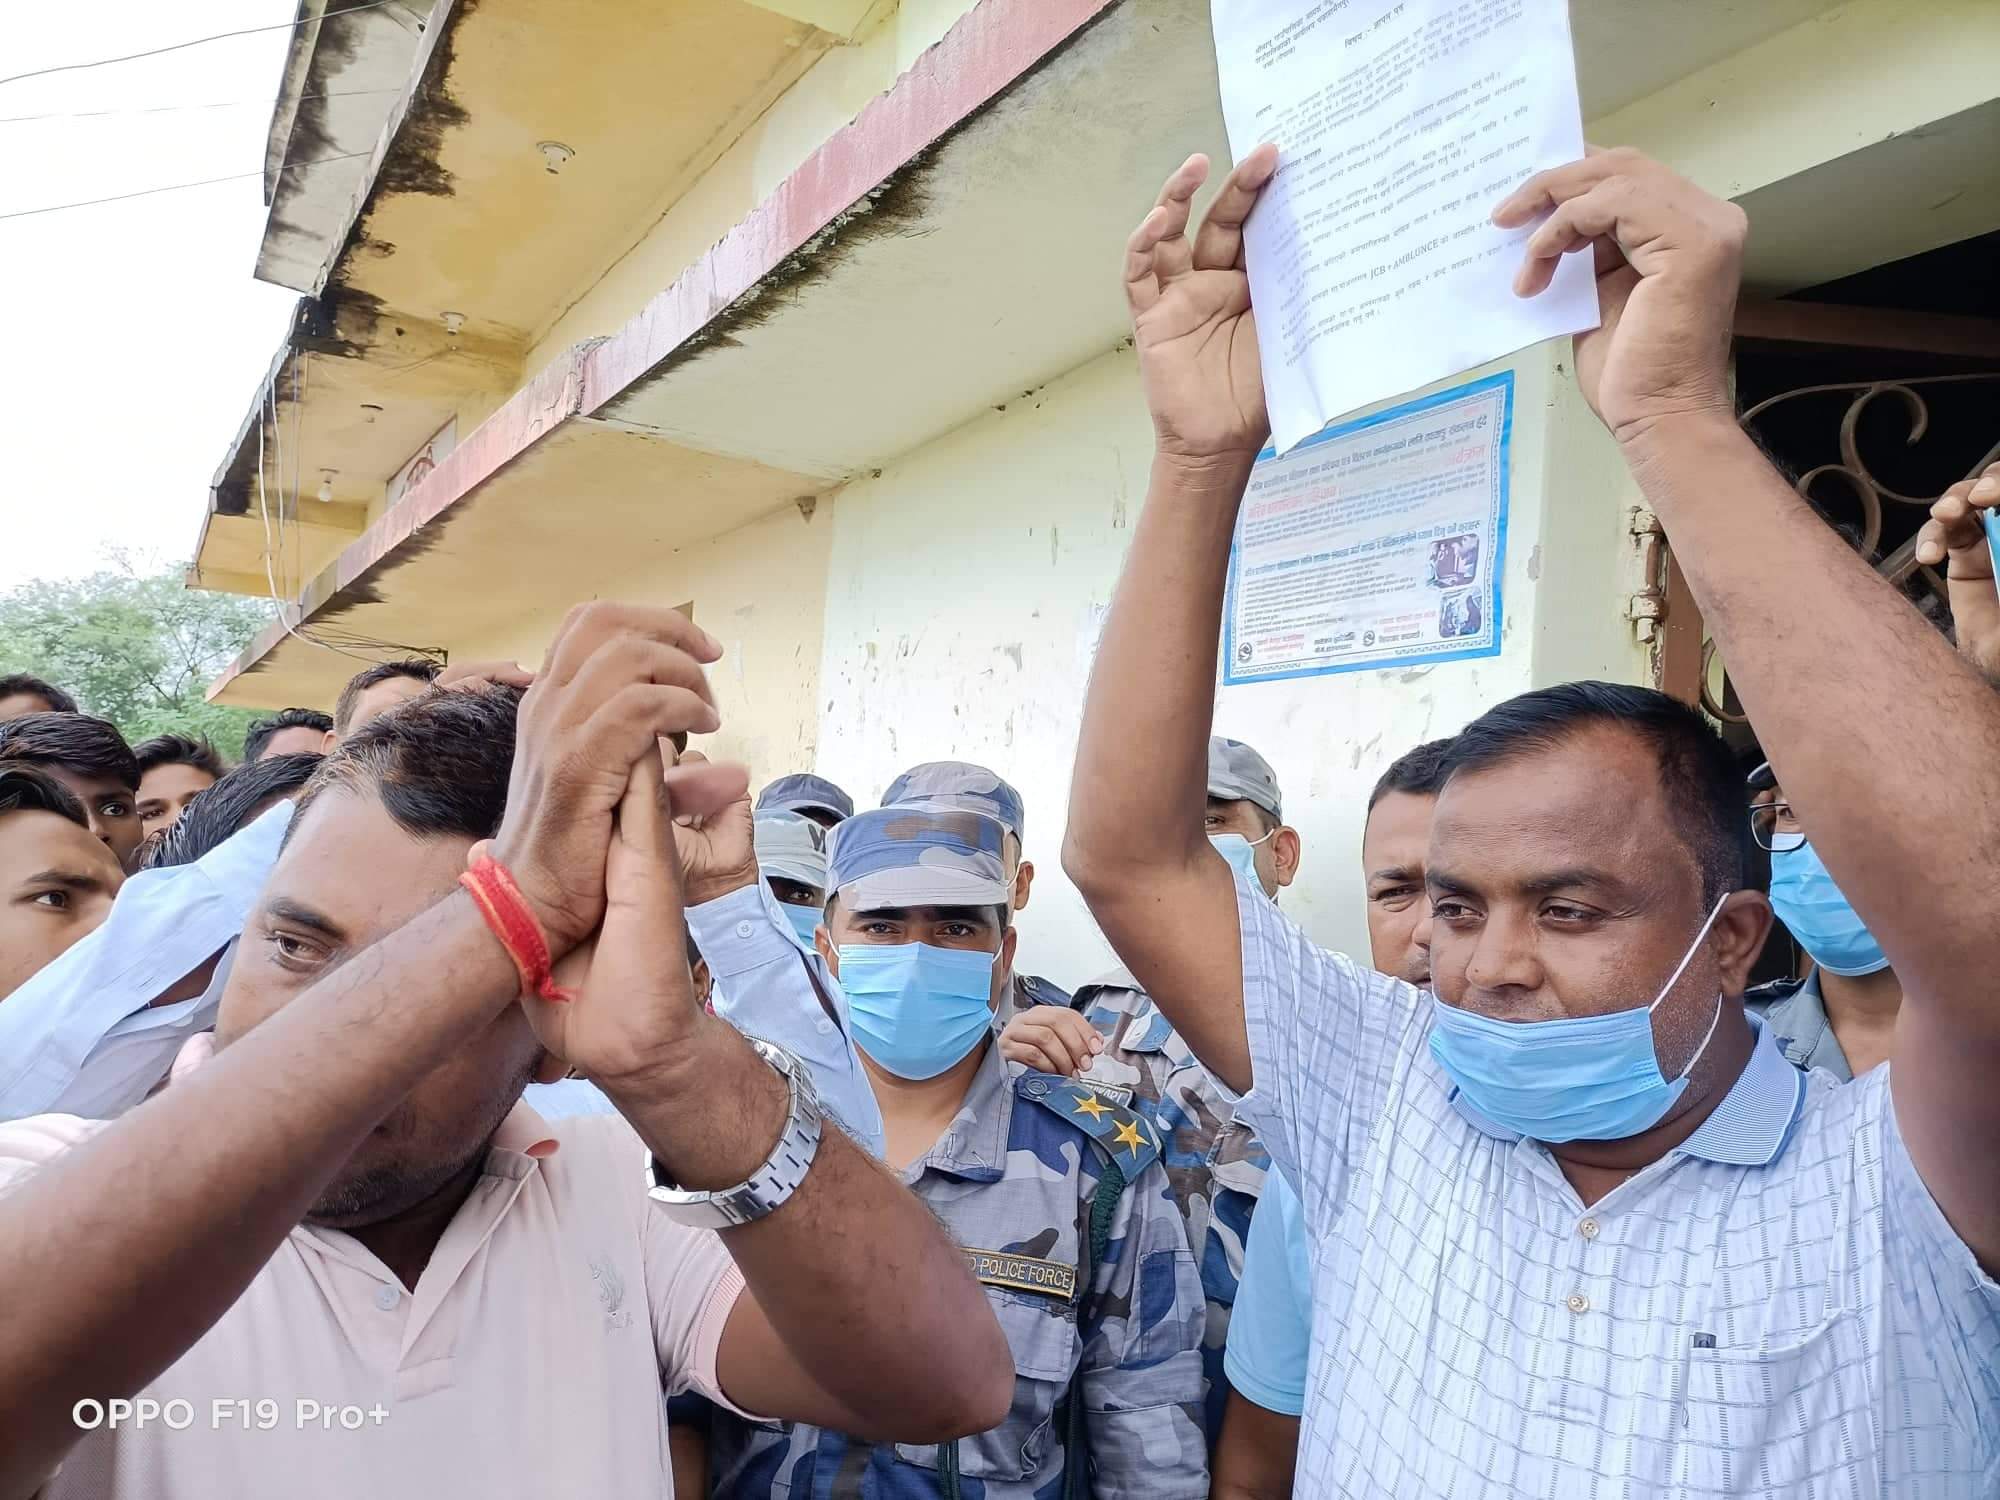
[880,760,1078,1019]
[1001,736,1299,1433]
[709,804,1209,1499]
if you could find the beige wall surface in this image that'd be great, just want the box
[804,343,1644,987]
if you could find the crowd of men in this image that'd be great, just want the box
[0,148,1995,1499]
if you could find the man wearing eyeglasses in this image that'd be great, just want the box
[1746,762,1900,1079]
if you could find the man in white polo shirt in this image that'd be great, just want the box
[0,603,1009,1499]
[1067,145,2000,1495]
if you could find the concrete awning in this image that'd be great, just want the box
[204,0,2000,708]
[191,0,841,610]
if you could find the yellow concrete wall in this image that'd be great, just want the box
[524,0,981,375]
[805,343,1645,985]
[459,496,836,781]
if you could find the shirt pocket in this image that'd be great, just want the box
[1677,1311,1871,1495]
[894,1288,1080,1480]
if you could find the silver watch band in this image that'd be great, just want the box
[644,1038,823,1229]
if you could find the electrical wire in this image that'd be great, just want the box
[0,148,374,221]
[251,345,443,669]
[0,1,405,90]
[0,88,400,125]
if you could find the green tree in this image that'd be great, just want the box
[0,554,274,757]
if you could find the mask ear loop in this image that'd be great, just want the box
[1649,893,1731,1082]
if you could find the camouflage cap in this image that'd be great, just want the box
[755,772,854,823]
[754,810,828,891]
[880,760,1025,843]
[827,805,1011,910]
[1207,735,1282,821]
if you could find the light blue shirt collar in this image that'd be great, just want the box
[1448,1009,1808,1167]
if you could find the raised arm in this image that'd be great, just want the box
[1497,149,2000,1269]
[1915,466,2000,684]
[523,756,1012,1443]
[678,770,886,1157]
[0,603,730,1499]
[1063,147,1277,1094]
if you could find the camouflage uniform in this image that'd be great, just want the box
[709,1042,1206,1498]
[757,773,855,824]
[710,805,1210,1497]
[1070,973,1268,1436]
[1060,736,1287,1432]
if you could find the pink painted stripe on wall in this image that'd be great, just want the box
[211,0,1115,694]
[578,0,1116,408]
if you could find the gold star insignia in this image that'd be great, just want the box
[1072,1094,1111,1121]
[1112,1118,1147,1156]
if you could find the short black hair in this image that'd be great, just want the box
[1442,681,1748,905]
[134,732,229,780]
[0,674,78,715]
[0,760,89,829]
[297,683,521,845]
[142,753,321,870]
[0,712,140,790]
[333,659,440,735]
[242,707,333,763]
[1367,737,1457,813]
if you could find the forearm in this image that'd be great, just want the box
[609,1027,1009,1438]
[1066,453,1251,888]
[0,891,516,1496]
[690,888,884,1157]
[1625,414,2000,991]
[1210,1392,1301,1500]
[1066,451,1258,1090]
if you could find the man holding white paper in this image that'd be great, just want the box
[1070,143,2000,1495]
[1211,0,1598,450]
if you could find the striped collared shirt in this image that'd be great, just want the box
[1228,879,2000,1497]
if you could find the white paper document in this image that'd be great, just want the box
[1211,0,1598,453]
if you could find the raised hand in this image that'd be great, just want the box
[1915,462,2000,681]
[527,748,746,1093]
[998,1004,1105,1077]
[1495,148,1747,446]
[490,602,738,953]
[1125,146,1280,465]
[671,748,759,907]
[435,657,536,693]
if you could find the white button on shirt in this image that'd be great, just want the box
[1228,879,2000,1498]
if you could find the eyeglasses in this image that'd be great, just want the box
[1749,799,1805,854]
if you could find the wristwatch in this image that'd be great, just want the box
[644,1038,823,1229]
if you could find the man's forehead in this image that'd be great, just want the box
[268,788,470,931]
[1428,733,1673,875]
[0,810,121,881]
[48,767,126,799]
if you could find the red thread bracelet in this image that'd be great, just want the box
[459,854,577,1003]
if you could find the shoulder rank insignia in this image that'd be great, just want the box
[1020,1073,1161,1175]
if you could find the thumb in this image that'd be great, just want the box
[608,748,684,918]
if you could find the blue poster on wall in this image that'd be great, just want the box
[1222,371,1512,685]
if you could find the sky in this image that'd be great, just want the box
[0,1,304,591]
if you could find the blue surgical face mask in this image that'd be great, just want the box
[1426,894,1729,1143]
[1767,842,1889,978]
[777,900,823,953]
[1210,830,1275,899]
[839,942,998,1080]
